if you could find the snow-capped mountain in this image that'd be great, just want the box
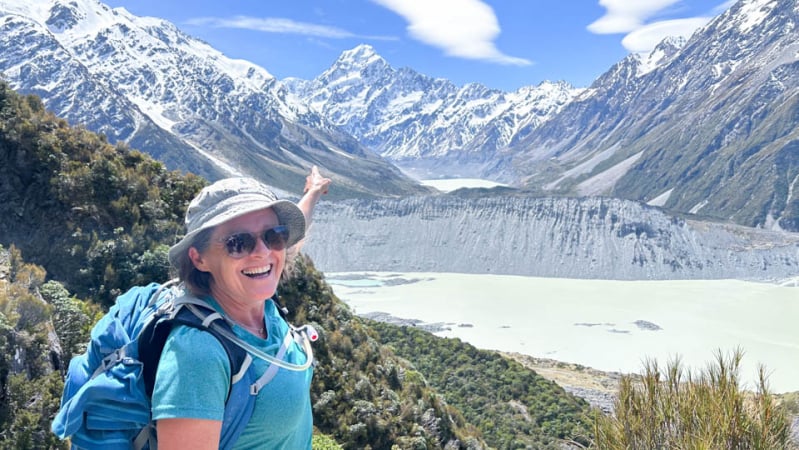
[287,0,798,232]
[504,0,799,231]
[0,0,428,198]
[285,44,582,180]
[3,0,796,234]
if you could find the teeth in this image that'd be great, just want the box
[243,264,272,276]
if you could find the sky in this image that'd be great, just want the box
[102,0,736,92]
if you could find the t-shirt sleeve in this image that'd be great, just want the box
[151,325,231,421]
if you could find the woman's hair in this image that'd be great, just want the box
[172,226,300,297]
[173,227,215,296]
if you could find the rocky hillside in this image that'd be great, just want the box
[504,0,799,231]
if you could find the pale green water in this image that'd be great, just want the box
[327,272,799,393]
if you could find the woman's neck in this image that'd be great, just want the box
[208,284,267,336]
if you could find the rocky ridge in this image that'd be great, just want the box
[304,194,799,281]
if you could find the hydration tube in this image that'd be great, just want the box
[160,280,317,372]
[186,303,316,372]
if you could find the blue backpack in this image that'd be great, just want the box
[51,281,317,450]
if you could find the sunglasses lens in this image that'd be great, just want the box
[221,226,289,258]
[224,233,256,258]
[263,226,289,251]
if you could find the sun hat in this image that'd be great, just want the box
[168,177,306,267]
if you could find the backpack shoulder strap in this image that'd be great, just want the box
[136,286,256,450]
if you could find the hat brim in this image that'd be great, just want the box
[168,198,306,267]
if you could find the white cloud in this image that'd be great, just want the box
[621,17,711,52]
[185,16,393,40]
[588,0,681,34]
[588,0,726,54]
[713,1,737,14]
[371,0,531,66]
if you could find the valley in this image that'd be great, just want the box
[2,0,799,446]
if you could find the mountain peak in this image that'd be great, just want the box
[342,44,378,59]
[636,35,686,76]
[45,1,84,32]
[0,0,122,43]
[335,44,388,70]
[657,35,687,50]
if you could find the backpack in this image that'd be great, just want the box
[51,281,318,450]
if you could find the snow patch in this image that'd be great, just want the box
[0,0,51,22]
[388,91,423,111]
[737,0,777,33]
[647,189,673,207]
[324,146,356,160]
[575,151,644,196]
[126,97,176,131]
[690,200,709,214]
[764,214,784,232]
[787,173,799,206]
[184,141,243,177]
[546,144,620,190]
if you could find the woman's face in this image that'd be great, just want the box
[189,208,285,308]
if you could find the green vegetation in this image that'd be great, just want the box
[0,80,205,307]
[780,391,799,416]
[278,256,485,448]
[0,245,94,450]
[369,321,594,449]
[593,349,796,449]
[312,431,344,449]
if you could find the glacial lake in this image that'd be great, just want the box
[326,272,799,393]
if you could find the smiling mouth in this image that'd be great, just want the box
[242,264,272,278]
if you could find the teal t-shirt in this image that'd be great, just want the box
[151,299,313,449]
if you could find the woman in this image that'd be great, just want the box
[153,166,330,449]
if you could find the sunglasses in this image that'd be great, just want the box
[217,226,289,258]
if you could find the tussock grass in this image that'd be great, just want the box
[592,348,795,449]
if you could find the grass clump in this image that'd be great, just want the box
[592,348,795,449]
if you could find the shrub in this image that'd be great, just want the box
[592,348,795,449]
[312,431,343,449]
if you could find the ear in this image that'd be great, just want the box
[188,247,210,272]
